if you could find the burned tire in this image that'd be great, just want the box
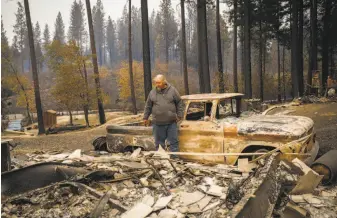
[106,141,125,153]
[92,136,107,151]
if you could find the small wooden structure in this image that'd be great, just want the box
[43,110,57,129]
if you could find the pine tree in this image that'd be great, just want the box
[92,0,105,66]
[2,17,11,76]
[13,1,27,72]
[43,24,51,49]
[34,22,43,72]
[159,0,178,67]
[54,12,65,44]
[68,0,87,49]
[106,16,116,67]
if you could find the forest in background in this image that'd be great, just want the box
[1,0,337,131]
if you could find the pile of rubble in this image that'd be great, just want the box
[2,149,337,218]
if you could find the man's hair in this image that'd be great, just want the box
[153,74,167,84]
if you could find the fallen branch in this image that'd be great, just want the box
[62,182,128,212]
[90,186,116,218]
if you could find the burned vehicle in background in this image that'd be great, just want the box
[103,93,319,165]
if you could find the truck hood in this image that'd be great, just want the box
[237,115,314,137]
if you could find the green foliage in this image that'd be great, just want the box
[46,41,91,112]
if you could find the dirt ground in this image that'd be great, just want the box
[7,102,337,158]
[8,112,143,156]
[288,102,337,157]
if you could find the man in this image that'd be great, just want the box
[143,74,184,154]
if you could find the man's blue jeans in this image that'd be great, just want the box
[152,122,179,153]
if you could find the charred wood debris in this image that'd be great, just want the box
[2,148,337,218]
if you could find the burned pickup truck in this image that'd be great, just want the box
[102,93,319,165]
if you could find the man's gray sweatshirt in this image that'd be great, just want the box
[143,83,184,125]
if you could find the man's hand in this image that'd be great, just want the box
[143,119,150,126]
[176,116,181,123]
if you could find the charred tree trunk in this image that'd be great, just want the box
[322,0,331,89]
[277,38,281,102]
[308,0,317,89]
[244,0,252,99]
[165,23,169,67]
[180,0,189,95]
[258,3,263,101]
[85,0,106,124]
[24,0,45,134]
[128,0,137,115]
[69,110,73,126]
[233,0,238,93]
[216,0,224,93]
[197,0,211,93]
[197,0,204,93]
[283,46,286,101]
[298,0,304,96]
[291,0,299,98]
[141,0,152,100]
[83,60,90,127]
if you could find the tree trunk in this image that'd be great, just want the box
[69,110,73,126]
[180,0,189,95]
[298,0,304,96]
[198,0,211,93]
[165,31,169,67]
[243,0,252,99]
[322,0,331,89]
[291,0,299,98]
[25,104,33,125]
[330,48,335,77]
[85,0,106,124]
[197,0,205,93]
[308,0,317,89]
[23,0,45,134]
[277,38,281,102]
[258,4,263,101]
[141,0,153,101]
[83,60,90,127]
[283,46,286,101]
[233,0,238,93]
[216,0,224,93]
[240,26,244,92]
[128,0,137,115]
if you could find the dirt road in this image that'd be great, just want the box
[289,102,337,156]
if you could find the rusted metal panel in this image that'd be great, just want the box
[179,121,224,163]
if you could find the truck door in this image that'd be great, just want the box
[178,100,224,163]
